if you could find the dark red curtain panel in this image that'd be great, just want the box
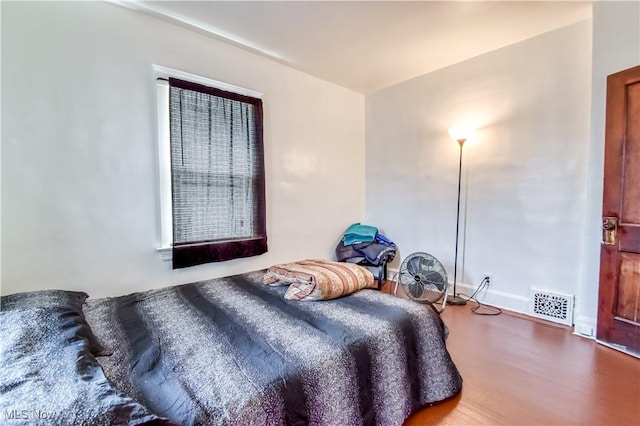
[169,78,267,269]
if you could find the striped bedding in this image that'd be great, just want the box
[84,270,462,425]
[263,259,376,300]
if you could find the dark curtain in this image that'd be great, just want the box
[169,78,267,268]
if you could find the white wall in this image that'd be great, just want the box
[1,2,365,297]
[575,1,640,336]
[365,20,592,313]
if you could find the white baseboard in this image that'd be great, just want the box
[573,315,596,339]
[388,271,531,315]
[389,272,583,326]
[454,282,531,315]
[456,283,596,333]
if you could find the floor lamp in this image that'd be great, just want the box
[446,125,475,306]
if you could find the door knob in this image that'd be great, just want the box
[602,217,617,245]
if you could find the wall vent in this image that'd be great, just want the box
[529,288,574,326]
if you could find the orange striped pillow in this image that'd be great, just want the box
[263,259,375,301]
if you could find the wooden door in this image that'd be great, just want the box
[597,65,640,356]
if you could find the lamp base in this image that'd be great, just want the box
[446,295,468,306]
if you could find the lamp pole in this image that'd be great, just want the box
[447,138,467,305]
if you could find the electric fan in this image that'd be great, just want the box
[394,252,449,312]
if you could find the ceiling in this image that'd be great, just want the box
[116,1,592,93]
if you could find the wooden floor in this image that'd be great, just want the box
[393,294,640,425]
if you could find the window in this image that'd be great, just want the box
[155,66,267,268]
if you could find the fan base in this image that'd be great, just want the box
[446,295,468,306]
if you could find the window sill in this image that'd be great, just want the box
[157,247,172,261]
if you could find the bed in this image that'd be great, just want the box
[0,268,462,425]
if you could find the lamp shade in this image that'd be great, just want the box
[448,125,475,142]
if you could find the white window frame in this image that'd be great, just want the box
[153,65,263,260]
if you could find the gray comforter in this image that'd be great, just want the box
[1,270,462,425]
[84,271,462,425]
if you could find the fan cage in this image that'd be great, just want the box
[397,252,448,305]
